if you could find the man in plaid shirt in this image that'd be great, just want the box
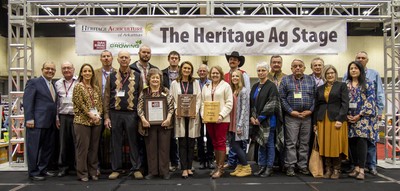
[279,59,316,177]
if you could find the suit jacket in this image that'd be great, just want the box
[313,81,349,124]
[94,67,116,94]
[23,76,57,128]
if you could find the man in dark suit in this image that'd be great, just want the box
[24,61,58,181]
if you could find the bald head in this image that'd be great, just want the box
[61,61,75,80]
[117,50,131,70]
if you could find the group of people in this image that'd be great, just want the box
[23,46,383,182]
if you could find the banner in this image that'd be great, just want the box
[75,18,346,56]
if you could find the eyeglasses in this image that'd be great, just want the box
[43,67,56,71]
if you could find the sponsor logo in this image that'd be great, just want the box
[93,40,106,50]
[110,40,142,49]
[81,25,143,33]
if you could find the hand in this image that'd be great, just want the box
[161,118,171,127]
[254,119,260,125]
[104,118,112,129]
[216,115,223,123]
[26,121,34,128]
[313,125,317,132]
[175,110,181,119]
[56,119,60,129]
[300,110,312,118]
[250,117,257,125]
[334,121,342,129]
[236,129,243,135]
[142,119,150,128]
[291,111,301,118]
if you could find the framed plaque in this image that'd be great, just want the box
[202,101,220,123]
[177,94,196,117]
[144,97,167,125]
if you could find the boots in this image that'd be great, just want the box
[331,157,341,179]
[323,157,332,179]
[209,153,218,176]
[212,150,225,179]
[236,164,252,177]
[230,164,243,176]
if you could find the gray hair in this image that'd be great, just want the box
[256,61,270,71]
[198,64,209,71]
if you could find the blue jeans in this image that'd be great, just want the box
[258,129,275,167]
[227,139,247,166]
[366,141,377,169]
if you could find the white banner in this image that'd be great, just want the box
[75,18,346,56]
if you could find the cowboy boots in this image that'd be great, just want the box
[212,151,225,179]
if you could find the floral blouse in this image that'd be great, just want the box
[346,80,378,143]
[73,82,103,126]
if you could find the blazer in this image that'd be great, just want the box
[23,76,57,128]
[314,81,349,124]
[94,67,116,94]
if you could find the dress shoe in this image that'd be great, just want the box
[188,169,194,176]
[208,161,215,169]
[181,170,189,179]
[286,167,295,176]
[369,167,378,176]
[30,175,46,181]
[91,176,99,181]
[199,162,207,170]
[133,171,144,180]
[163,174,171,180]
[43,171,56,177]
[169,165,178,172]
[145,174,155,180]
[80,177,89,182]
[57,170,67,177]
[260,167,273,177]
[253,166,266,176]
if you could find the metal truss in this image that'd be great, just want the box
[21,0,392,23]
[383,0,400,166]
[7,0,400,168]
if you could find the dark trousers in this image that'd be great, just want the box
[58,114,76,171]
[74,124,101,179]
[178,118,196,170]
[197,119,214,163]
[169,134,180,167]
[26,126,55,176]
[110,111,141,171]
[349,137,368,168]
[144,126,171,176]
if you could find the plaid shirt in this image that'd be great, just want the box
[279,74,316,113]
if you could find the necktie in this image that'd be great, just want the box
[49,82,56,102]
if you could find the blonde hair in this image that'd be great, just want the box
[230,70,244,96]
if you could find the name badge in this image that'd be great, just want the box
[117,90,125,97]
[349,103,357,109]
[90,107,98,115]
[62,97,72,104]
[294,92,302,99]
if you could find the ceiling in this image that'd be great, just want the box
[0,1,384,38]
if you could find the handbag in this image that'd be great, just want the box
[309,133,324,178]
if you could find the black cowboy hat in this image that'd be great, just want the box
[225,51,245,67]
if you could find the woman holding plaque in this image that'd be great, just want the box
[250,62,283,178]
[73,63,102,182]
[228,70,251,177]
[201,65,233,179]
[170,61,201,178]
[138,68,175,180]
[345,61,377,180]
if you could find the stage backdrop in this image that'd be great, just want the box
[75,18,346,56]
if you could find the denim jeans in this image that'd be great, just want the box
[366,141,377,169]
[228,140,247,166]
[258,129,275,167]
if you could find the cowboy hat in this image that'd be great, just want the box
[225,51,245,67]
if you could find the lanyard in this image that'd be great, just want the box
[292,75,302,92]
[63,79,75,97]
[119,69,130,89]
[181,81,189,94]
[349,83,358,100]
[83,83,95,108]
